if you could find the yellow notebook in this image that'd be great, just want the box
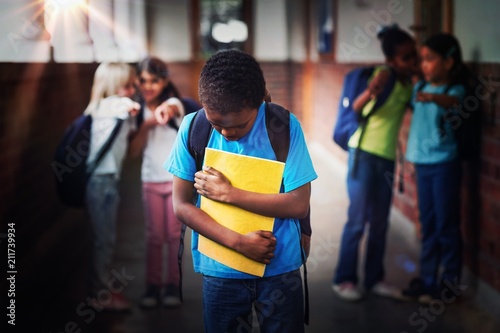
[198,148,285,276]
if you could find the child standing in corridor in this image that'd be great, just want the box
[128,56,201,308]
[332,25,418,301]
[403,33,469,303]
[84,62,140,311]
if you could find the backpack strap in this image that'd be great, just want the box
[188,109,213,172]
[263,102,310,325]
[265,102,290,163]
[416,80,427,92]
[86,118,123,175]
[264,102,311,235]
[367,67,397,117]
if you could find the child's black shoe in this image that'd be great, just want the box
[140,284,161,309]
[401,277,434,304]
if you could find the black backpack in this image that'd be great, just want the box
[333,66,397,178]
[179,102,311,324]
[51,114,123,208]
[333,66,397,151]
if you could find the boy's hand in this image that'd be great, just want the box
[194,166,232,202]
[237,231,276,264]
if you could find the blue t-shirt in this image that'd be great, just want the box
[164,102,318,278]
[406,82,466,164]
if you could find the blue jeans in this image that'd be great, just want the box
[415,160,462,291]
[85,174,120,296]
[334,149,395,289]
[202,269,304,333]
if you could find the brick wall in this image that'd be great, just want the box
[260,62,295,113]
[471,64,500,291]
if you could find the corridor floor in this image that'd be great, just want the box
[11,141,500,333]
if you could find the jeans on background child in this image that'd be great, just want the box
[415,159,462,292]
[86,174,120,296]
[334,148,395,290]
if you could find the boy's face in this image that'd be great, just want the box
[204,107,258,141]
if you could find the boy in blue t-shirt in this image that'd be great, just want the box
[164,50,317,332]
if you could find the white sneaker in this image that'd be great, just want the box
[163,295,182,307]
[332,282,363,301]
[163,284,182,307]
[371,281,404,300]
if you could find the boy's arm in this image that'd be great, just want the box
[172,176,277,264]
[194,166,311,219]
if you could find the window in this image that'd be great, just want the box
[199,0,249,58]
[0,0,147,63]
[318,0,335,54]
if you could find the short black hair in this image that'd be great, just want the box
[198,49,266,115]
[377,24,414,59]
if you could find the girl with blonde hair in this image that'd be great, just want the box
[84,62,140,312]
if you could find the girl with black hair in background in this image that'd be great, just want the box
[332,25,418,302]
[129,57,201,308]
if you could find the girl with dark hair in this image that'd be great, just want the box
[332,24,418,301]
[403,33,468,303]
[129,56,201,308]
